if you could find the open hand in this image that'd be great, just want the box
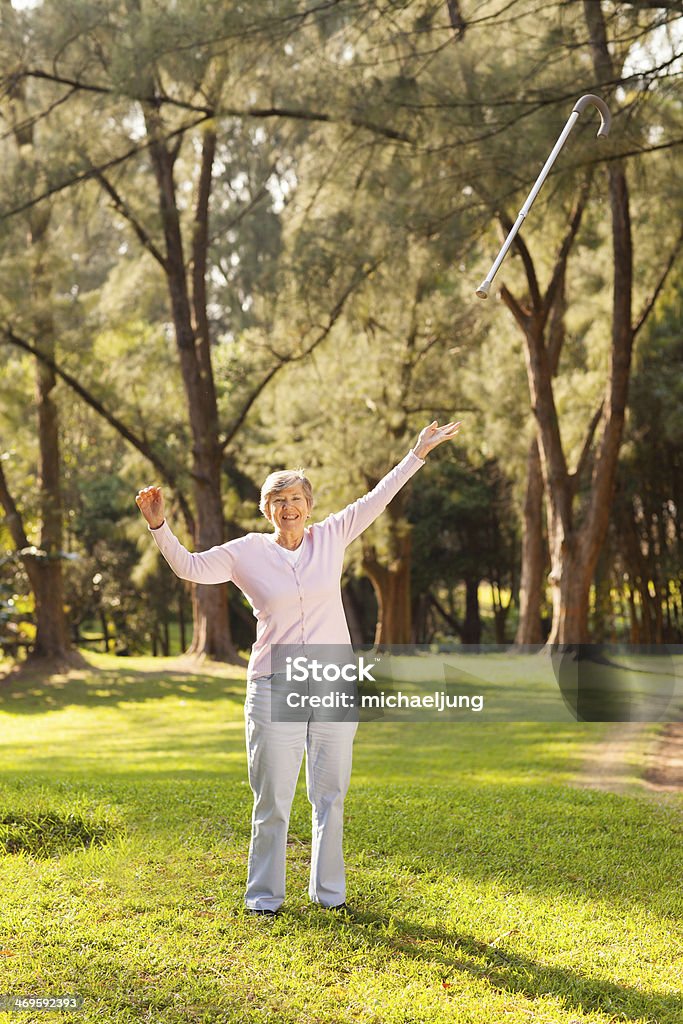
[412,420,461,459]
[135,485,165,529]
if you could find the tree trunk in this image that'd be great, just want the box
[367,562,412,647]
[113,13,239,661]
[514,267,569,646]
[99,610,110,653]
[428,591,462,639]
[341,580,365,647]
[411,592,430,644]
[500,202,590,645]
[0,459,82,669]
[592,546,615,642]
[499,7,635,646]
[626,584,639,643]
[542,1,636,644]
[1,31,81,668]
[462,578,482,645]
[490,583,510,644]
[178,588,187,653]
[546,160,633,644]
[142,112,240,662]
[31,317,72,661]
[548,544,592,644]
[515,436,546,644]
[361,494,413,645]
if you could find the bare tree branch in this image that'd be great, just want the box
[8,68,413,141]
[617,0,682,11]
[497,210,543,313]
[0,114,211,222]
[569,401,605,500]
[633,223,683,338]
[2,328,196,536]
[0,454,31,552]
[93,169,168,270]
[446,0,467,39]
[499,283,531,331]
[541,174,593,327]
[219,261,381,451]
[218,104,412,142]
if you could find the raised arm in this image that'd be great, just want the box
[135,485,235,584]
[327,420,461,546]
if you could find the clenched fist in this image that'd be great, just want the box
[135,485,165,529]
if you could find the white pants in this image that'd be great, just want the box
[244,677,358,911]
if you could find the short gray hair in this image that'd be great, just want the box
[259,469,314,519]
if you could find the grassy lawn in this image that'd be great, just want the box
[0,651,681,1024]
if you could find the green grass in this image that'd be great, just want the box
[0,651,681,1024]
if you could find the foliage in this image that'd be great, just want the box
[0,0,681,650]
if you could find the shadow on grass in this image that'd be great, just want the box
[347,781,681,920]
[3,765,677,926]
[288,905,683,1024]
[0,762,680,1022]
[0,662,246,713]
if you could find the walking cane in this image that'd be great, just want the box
[475,94,611,299]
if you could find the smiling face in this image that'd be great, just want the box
[266,485,311,539]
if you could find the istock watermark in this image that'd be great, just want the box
[264,643,683,723]
[284,655,378,683]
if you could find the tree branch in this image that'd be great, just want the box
[618,0,682,11]
[0,454,31,552]
[218,104,412,143]
[546,263,566,376]
[8,69,413,142]
[497,210,543,313]
[541,174,592,328]
[499,283,531,332]
[93,169,169,270]
[219,260,381,452]
[12,67,214,116]
[0,114,212,222]
[632,223,683,338]
[569,401,604,500]
[427,592,462,638]
[2,328,196,536]
[0,85,78,145]
[191,126,218,399]
[446,0,467,39]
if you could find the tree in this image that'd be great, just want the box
[0,0,85,665]
[409,453,518,645]
[1,0,395,659]
[2,0,681,659]
[465,1,683,642]
[611,277,683,641]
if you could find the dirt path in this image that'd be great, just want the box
[576,721,683,796]
[642,722,683,790]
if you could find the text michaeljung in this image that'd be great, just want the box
[285,690,485,712]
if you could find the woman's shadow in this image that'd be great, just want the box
[294,903,681,1023]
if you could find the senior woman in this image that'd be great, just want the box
[135,419,460,916]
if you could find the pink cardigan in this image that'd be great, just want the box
[149,449,425,679]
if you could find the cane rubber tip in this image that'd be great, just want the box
[475,282,491,299]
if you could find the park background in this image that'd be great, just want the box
[0,1,682,1023]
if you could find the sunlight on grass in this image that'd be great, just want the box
[0,651,681,1023]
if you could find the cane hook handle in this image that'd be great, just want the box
[572,94,612,138]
